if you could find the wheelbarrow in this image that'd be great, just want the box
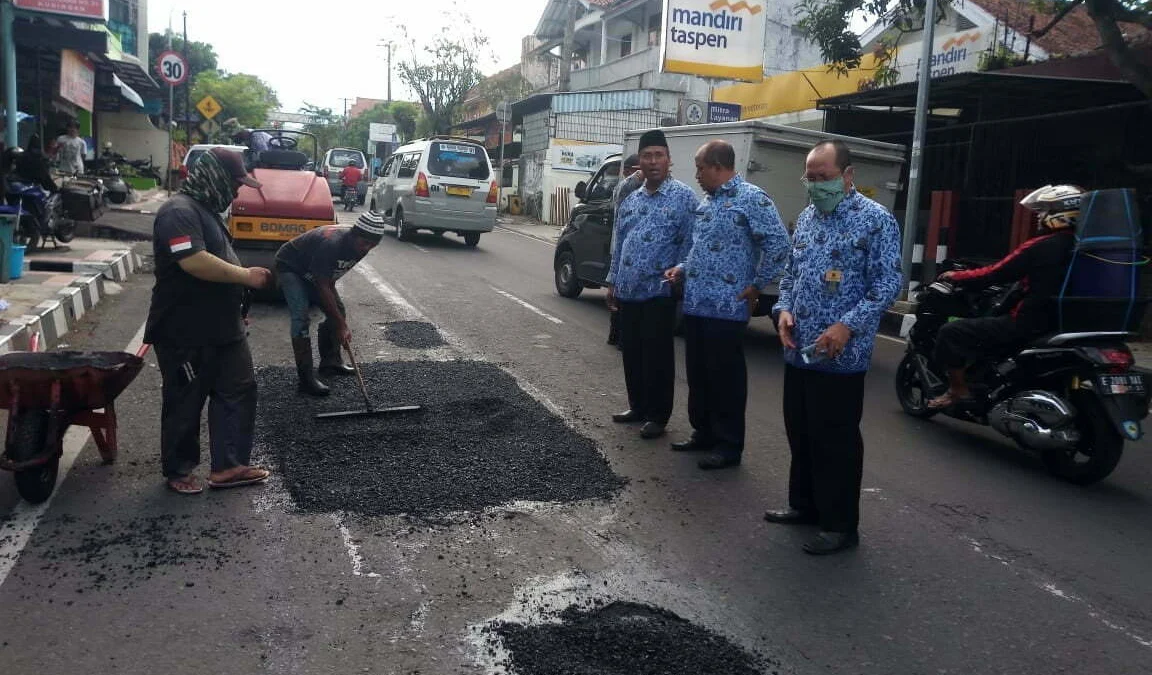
[0,343,149,503]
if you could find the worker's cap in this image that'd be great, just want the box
[623,153,640,170]
[209,147,262,189]
[352,213,387,242]
[638,129,668,151]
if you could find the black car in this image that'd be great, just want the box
[553,155,622,297]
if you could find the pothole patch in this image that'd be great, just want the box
[485,600,772,675]
[255,360,625,518]
[379,321,447,349]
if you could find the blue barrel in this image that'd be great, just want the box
[0,207,15,283]
[9,244,25,280]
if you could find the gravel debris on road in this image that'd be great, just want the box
[489,600,773,675]
[256,360,625,519]
[380,321,448,349]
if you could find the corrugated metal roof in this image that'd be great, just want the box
[552,89,654,112]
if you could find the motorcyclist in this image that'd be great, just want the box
[928,185,1084,409]
[340,160,363,198]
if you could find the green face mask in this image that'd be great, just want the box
[807,178,846,214]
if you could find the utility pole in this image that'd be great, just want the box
[2,0,18,147]
[339,97,353,125]
[183,12,191,145]
[386,42,392,102]
[900,0,938,299]
[497,100,508,187]
[557,0,577,92]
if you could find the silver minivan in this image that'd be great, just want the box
[369,136,497,247]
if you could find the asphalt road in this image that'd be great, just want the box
[0,208,1150,675]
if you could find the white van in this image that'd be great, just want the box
[320,147,368,196]
[369,136,497,247]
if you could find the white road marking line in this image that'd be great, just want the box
[493,225,555,245]
[355,264,422,321]
[412,245,430,254]
[490,286,564,325]
[0,319,147,589]
[962,536,1152,650]
[331,512,379,578]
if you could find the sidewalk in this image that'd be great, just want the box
[0,238,143,353]
[496,214,562,244]
[108,187,168,215]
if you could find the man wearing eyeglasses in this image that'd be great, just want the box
[765,139,903,555]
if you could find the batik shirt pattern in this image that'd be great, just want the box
[606,177,698,302]
[680,175,790,322]
[773,190,903,373]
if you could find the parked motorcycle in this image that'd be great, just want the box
[86,152,134,205]
[895,269,1147,485]
[341,185,358,212]
[4,182,76,251]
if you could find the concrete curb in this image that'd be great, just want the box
[0,248,140,354]
[28,248,141,283]
[495,224,560,246]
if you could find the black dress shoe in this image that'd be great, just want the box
[639,422,666,439]
[802,531,860,555]
[670,438,712,452]
[612,410,642,423]
[697,453,741,470]
[763,508,819,525]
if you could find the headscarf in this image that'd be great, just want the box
[180,149,236,214]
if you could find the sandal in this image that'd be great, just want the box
[208,467,270,489]
[167,476,203,495]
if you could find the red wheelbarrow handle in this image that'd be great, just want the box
[135,343,152,358]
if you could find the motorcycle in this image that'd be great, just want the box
[894,267,1148,485]
[86,153,134,205]
[4,181,76,251]
[341,184,358,212]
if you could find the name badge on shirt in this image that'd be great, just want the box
[824,269,843,294]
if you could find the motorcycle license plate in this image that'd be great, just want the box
[1097,374,1146,395]
[445,186,473,197]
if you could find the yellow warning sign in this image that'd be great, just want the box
[196,95,222,120]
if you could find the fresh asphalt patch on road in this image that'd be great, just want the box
[486,600,777,675]
[255,360,626,520]
[378,320,448,349]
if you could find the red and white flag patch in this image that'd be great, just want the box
[169,236,193,253]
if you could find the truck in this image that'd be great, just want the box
[552,120,906,311]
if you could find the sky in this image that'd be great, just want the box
[146,0,547,115]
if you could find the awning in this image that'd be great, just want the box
[111,73,143,107]
[109,57,162,97]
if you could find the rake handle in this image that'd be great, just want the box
[344,340,373,412]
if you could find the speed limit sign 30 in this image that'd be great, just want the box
[156,50,189,86]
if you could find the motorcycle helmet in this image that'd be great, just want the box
[1020,184,1085,230]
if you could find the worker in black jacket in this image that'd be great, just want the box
[928,185,1083,409]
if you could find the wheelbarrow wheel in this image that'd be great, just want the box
[10,411,59,504]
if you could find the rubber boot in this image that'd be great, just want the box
[292,337,330,397]
[317,321,355,376]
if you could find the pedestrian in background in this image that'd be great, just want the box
[766,139,902,554]
[664,140,790,470]
[145,148,273,495]
[606,153,642,349]
[55,121,87,175]
[605,130,697,440]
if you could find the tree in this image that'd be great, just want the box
[191,71,280,129]
[148,32,219,132]
[397,20,489,134]
[298,102,342,156]
[387,101,420,142]
[795,0,1152,98]
[475,71,530,115]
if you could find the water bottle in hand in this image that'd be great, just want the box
[800,343,828,365]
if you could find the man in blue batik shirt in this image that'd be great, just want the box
[766,140,903,555]
[605,130,697,441]
[664,140,790,470]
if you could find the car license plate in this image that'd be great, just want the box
[445,185,473,197]
[1098,374,1147,395]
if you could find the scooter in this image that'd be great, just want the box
[87,153,134,205]
[341,185,358,212]
[895,272,1148,485]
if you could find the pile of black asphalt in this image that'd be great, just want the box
[255,360,625,519]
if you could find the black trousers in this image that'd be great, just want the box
[684,315,749,457]
[783,364,867,533]
[617,297,677,425]
[934,315,1031,369]
[155,339,258,479]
